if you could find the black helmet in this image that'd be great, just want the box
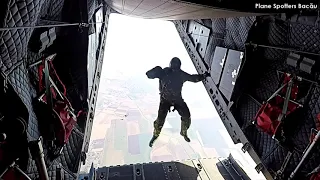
[169,57,181,69]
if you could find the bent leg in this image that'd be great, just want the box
[153,99,171,137]
[150,99,170,147]
[175,101,191,142]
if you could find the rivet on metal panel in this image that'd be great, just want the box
[215,99,220,106]
[89,112,94,120]
[99,172,105,179]
[197,163,202,169]
[136,168,141,175]
[221,112,226,119]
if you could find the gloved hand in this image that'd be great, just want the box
[202,72,210,79]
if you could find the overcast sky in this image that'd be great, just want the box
[102,13,215,114]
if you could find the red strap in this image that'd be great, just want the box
[316,114,320,131]
[38,63,45,92]
[310,173,320,180]
[37,58,68,99]
[77,110,87,118]
[47,61,73,107]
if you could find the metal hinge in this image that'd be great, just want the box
[275,151,292,179]
[225,101,234,112]
[241,142,251,153]
[89,112,94,120]
[255,163,264,173]
[81,152,87,165]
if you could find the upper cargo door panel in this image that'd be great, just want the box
[218,49,244,101]
[187,21,210,59]
[210,46,228,85]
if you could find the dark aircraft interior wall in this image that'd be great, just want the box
[0,0,108,179]
[232,16,320,178]
[173,11,320,179]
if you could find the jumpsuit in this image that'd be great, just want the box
[146,66,205,139]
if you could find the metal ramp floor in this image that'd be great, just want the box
[94,158,245,180]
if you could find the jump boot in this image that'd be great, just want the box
[180,118,191,142]
[149,120,162,147]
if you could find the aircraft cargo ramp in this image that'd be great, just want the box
[80,155,255,180]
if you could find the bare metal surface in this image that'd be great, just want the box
[105,0,262,20]
[95,158,226,180]
[187,21,210,58]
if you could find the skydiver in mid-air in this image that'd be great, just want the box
[146,57,210,147]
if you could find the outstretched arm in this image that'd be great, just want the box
[146,66,164,79]
[182,71,210,83]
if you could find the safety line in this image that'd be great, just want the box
[246,43,320,56]
[0,22,105,31]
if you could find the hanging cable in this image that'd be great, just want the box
[0,22,105,31]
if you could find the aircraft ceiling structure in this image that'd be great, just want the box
[0,0,319,180]
[104,0,267,20]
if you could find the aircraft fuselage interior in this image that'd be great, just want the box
[0,0,320,179]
